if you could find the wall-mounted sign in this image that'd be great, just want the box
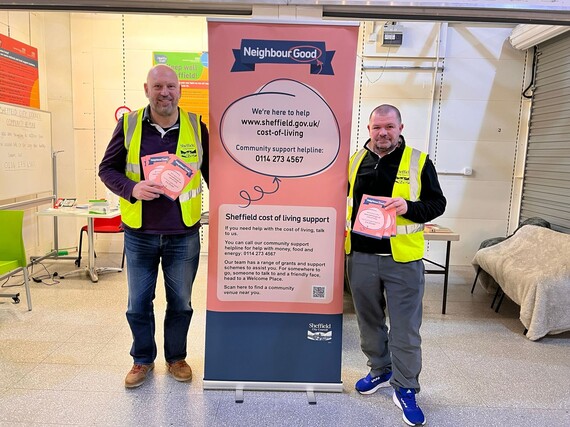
[0,34,39,108]
[114,105,131,121]
[152,51,209,128]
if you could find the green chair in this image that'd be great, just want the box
[0,210,32,310]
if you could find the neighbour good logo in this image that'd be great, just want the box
[232,39,335,75]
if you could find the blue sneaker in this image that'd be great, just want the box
[355,371,392,394]
[393,387,426,426]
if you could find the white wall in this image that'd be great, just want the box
[354,21,528,266]
[436,23,529,265]
[69,13,210,254]
[0,11,68,258]
[2,10,530,266]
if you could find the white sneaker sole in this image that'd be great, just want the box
[392,391,426,426]
[356,378,391,395]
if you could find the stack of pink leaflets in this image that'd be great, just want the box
[141,151,195,201]
[352,194,397,239]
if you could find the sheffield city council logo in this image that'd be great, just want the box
[307,322,332,341]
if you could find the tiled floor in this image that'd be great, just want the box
[1,253,569,426]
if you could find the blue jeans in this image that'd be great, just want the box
[124,228,200,364]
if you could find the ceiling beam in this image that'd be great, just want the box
[2,1,570,25]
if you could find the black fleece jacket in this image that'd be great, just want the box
[350,136,447,255]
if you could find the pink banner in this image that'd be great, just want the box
[207,21,358,315]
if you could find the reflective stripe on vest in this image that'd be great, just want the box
[179,187,202,202]
[345,146,427,262]
[390,146,427,262]
[120,107,203,228]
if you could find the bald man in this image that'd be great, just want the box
[99,65,209,388]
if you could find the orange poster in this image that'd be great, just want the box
[0,35,39,108]
[204,19,358,389]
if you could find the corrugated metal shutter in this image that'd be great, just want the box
[520,32,570,234]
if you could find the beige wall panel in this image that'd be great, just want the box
[74,158,96,201]
[446,24,519,60]
[90,13,122,49]
[95,125,116,162]
[465,218,511,243]
[73,128,95,171]
[123,49,154,91]
[405,137,432,153]
[6,11,30,43]
[441,218,509,265]
[124,88,148,110]
[92,48,123,91]
[49,99,76,186]
[435,138,516,182]
[44,19,72,103]
[40,213,81,250]
[436,99,520,142]
[70,13,93,48]
[441,58,525,102]
[123,15,207,51]
[360,70,436,99]
[93,88,124,131]
[71,54,95,130]
[440,179,511,220]
[399,103,434,144]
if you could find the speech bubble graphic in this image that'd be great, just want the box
[220,79,340,178]
[358,207,385,230]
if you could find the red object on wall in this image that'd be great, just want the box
[0,34,39,108]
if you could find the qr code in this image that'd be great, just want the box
[312,285,326,299]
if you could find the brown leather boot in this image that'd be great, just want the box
[166,360,193,382]
[124,363,154,388]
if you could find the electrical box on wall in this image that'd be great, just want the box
[382,23,403,46]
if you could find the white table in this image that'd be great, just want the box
[424,230,460,314]
[37,207,122,282]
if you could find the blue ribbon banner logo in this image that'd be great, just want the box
[232,39,335,75]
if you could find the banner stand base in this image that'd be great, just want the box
[203,380,343,400]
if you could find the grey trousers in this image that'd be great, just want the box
[347,251,425,392]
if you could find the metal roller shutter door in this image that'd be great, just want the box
[520,33,570,234]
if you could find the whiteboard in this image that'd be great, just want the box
[0,102,52,200]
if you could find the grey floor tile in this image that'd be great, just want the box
[1,256,569,426]
[92,390,220,426]
[0,362,37,389]
[11,363,83,391]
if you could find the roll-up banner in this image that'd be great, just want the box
[205,19,358,392]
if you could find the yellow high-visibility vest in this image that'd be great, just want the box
[120,107,203,229]
[345,146,427,262]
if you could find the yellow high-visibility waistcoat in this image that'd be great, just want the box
[345,146,427,262]
[120,108,203,229]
